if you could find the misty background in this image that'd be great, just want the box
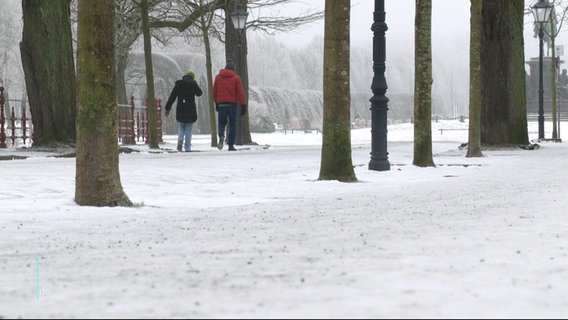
[2,0,566,133]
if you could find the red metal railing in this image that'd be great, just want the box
[117,96,163,145]
[0,87,5,148]
[0,88,162,148]
[0,87,34,148]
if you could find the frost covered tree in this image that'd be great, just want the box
[413,0,435,167]
[20,0,76,146]
[149,0,322,145]
[0,0,23,93]
[75,0,132,207]
[318,0,357,183]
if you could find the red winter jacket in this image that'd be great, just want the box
[213,69,247,106]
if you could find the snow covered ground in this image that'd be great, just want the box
[1,120,567,318]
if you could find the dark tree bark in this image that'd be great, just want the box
[318,0,357,183]
[413,0,435,167]
[140,0,159,149]
[20,0,76,146]
[480,0,529,146]
[467,0,483,158]
[75,0,132,207]
[224,0,253,145]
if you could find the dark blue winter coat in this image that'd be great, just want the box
[165,76,203,123]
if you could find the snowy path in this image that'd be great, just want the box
[1,125,568,318]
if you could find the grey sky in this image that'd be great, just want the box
[272,0,471,50]
[271,1,568,64]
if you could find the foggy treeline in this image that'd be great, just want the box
[0,0,469,131]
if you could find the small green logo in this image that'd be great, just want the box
[35,253,51,300]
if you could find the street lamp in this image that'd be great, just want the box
[532,0,553,140]
[369,0,390,171]
[231,1,248,146]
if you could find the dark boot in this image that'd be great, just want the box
[228,145,236,151]
[217,136,224,150]
[177,140,183,152]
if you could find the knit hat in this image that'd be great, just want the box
[185,71,195,79]
[225,60,235,71]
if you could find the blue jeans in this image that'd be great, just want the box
[217,104,237,146]
[178,122,193,151]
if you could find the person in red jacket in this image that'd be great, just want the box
[213,59,247,151]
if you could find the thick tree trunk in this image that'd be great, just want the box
[318,0,357,183]
[480,0,529,146]
[75,0,132,207]
[467,0,483,158]
[20,0,76,146]
[413,0,435,167]
[225,0,253,145]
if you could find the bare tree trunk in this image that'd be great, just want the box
[197,2,219,147]
[75,0,132,207]
[141,0,159,149]
[225,0,253,145]
[318,0,357,182]
[20,0,76,146]
[481,0,528,146]
[467,0,483,158]
[116,53,129,105]
[115,0,143,106]
[413,0,435,167]
[550,14,558,140]
[204,33,218,147]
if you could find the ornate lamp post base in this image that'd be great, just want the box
[369,0,390,172]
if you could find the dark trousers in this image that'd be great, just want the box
[217,104,237,146]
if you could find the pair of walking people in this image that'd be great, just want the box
[164,60,247,152]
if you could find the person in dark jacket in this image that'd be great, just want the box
[213,60,247,151]
[165,71,203,152]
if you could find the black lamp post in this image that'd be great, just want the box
[532,0,553,140]
[231,1,248,146]
[369,0,390,171]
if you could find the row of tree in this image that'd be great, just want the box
[16,0,565,205]
[19,0,322,206]
[412,0,546,167]
[22,0,322,148]
[324,0,564,180]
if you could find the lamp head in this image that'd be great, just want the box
[231,2,248,30]
[532,0,553,24]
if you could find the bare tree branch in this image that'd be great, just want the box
[149,0,227,32]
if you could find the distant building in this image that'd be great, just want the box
[525,56,568,115]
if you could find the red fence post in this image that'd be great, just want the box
[156,99,163,143]
[129,96,136,144]
[22,105,29,145]
[144,98,150,144]
[140,111,146,144]
[136,111,141,142]
[0,87,7,148]
[10,107,16,146]
[117,109,123,143]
